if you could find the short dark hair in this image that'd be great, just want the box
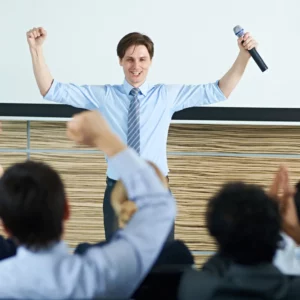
[117,32,154,59]
[0,161,66,249]
[206,182,281,265]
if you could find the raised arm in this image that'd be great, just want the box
[167,33,258,113]
[67,111,176,299]
[27,27,53,97]
[218,32,258,98]
[26,27,104,110]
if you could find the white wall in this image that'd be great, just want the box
[0,0,298,107]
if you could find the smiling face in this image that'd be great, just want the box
[119,44,152,88]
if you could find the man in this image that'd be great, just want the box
[199,166,300,277]
[0,110,176,299]
[178,182,300,300]
[26,27,258,240]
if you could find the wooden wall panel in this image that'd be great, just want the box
[194,255,212,269]
[0,121,27,149]
[168,124,300,154]
[10,122,300,253]
[30,121,95,150]
[0,153,27,168]
[170,156,300,250]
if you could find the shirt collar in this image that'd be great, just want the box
[123,78,149,96]
[17,240,69,257]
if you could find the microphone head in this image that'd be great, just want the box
[233,25,244,37]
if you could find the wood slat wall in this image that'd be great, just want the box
[0,122,27,149]
[1,121,300,260]
[194,255,211,268]
[168,124,300,154]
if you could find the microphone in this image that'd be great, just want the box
[233,25,268,72]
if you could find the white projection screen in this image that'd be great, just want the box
[0,0,299,120]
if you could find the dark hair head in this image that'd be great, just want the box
[0,161,66,249]
[206,182,281,265]
[117,32,154,60]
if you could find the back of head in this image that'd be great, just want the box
[117,32,154,59]
[0,161,66,249]
[206,182,281,265]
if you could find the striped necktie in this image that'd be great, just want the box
[127,88,140,154]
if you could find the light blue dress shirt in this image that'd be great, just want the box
[0,148,176,299]
[44,79,226,180]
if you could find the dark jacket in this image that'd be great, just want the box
[0,236,16,260]
[178,262,300,300]
[75,239,194,299]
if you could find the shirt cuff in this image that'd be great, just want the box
[43,79,60,101]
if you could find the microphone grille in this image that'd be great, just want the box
[233,25,244,37]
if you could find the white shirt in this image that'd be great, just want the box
[274,232,300,275]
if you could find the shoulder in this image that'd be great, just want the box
[178,268,219,300]
[0,255,18,275]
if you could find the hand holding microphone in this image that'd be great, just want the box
[234,25,268,72]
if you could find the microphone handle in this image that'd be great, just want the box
[248,48,268,72]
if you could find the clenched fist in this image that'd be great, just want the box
[26,27,47,50]
[67,110,126,157]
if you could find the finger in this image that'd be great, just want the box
[38,27,45,37]
[33,27,41,38]
[244,39,257,49]
[247,43,257,51]
[243,37,253,46]
[33,30,38,39]
[31,28,36,38]
[269,167,282,197]
[28,30,36,39]
[40,28,47,37]
[281,166,290,190]
[242,32,250,41]
[35,30,41,38]
[281,166,293,206]
[244,39,257,50]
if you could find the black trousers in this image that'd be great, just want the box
[103,177,175,241]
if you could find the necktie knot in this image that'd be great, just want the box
[130,88,140,97]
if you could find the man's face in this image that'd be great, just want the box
[119,45,152,87]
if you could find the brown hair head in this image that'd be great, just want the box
[117,32,154,60]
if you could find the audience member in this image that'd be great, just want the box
[271,166,300,275]
[178,181,300,300]
[0,111,176,299]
